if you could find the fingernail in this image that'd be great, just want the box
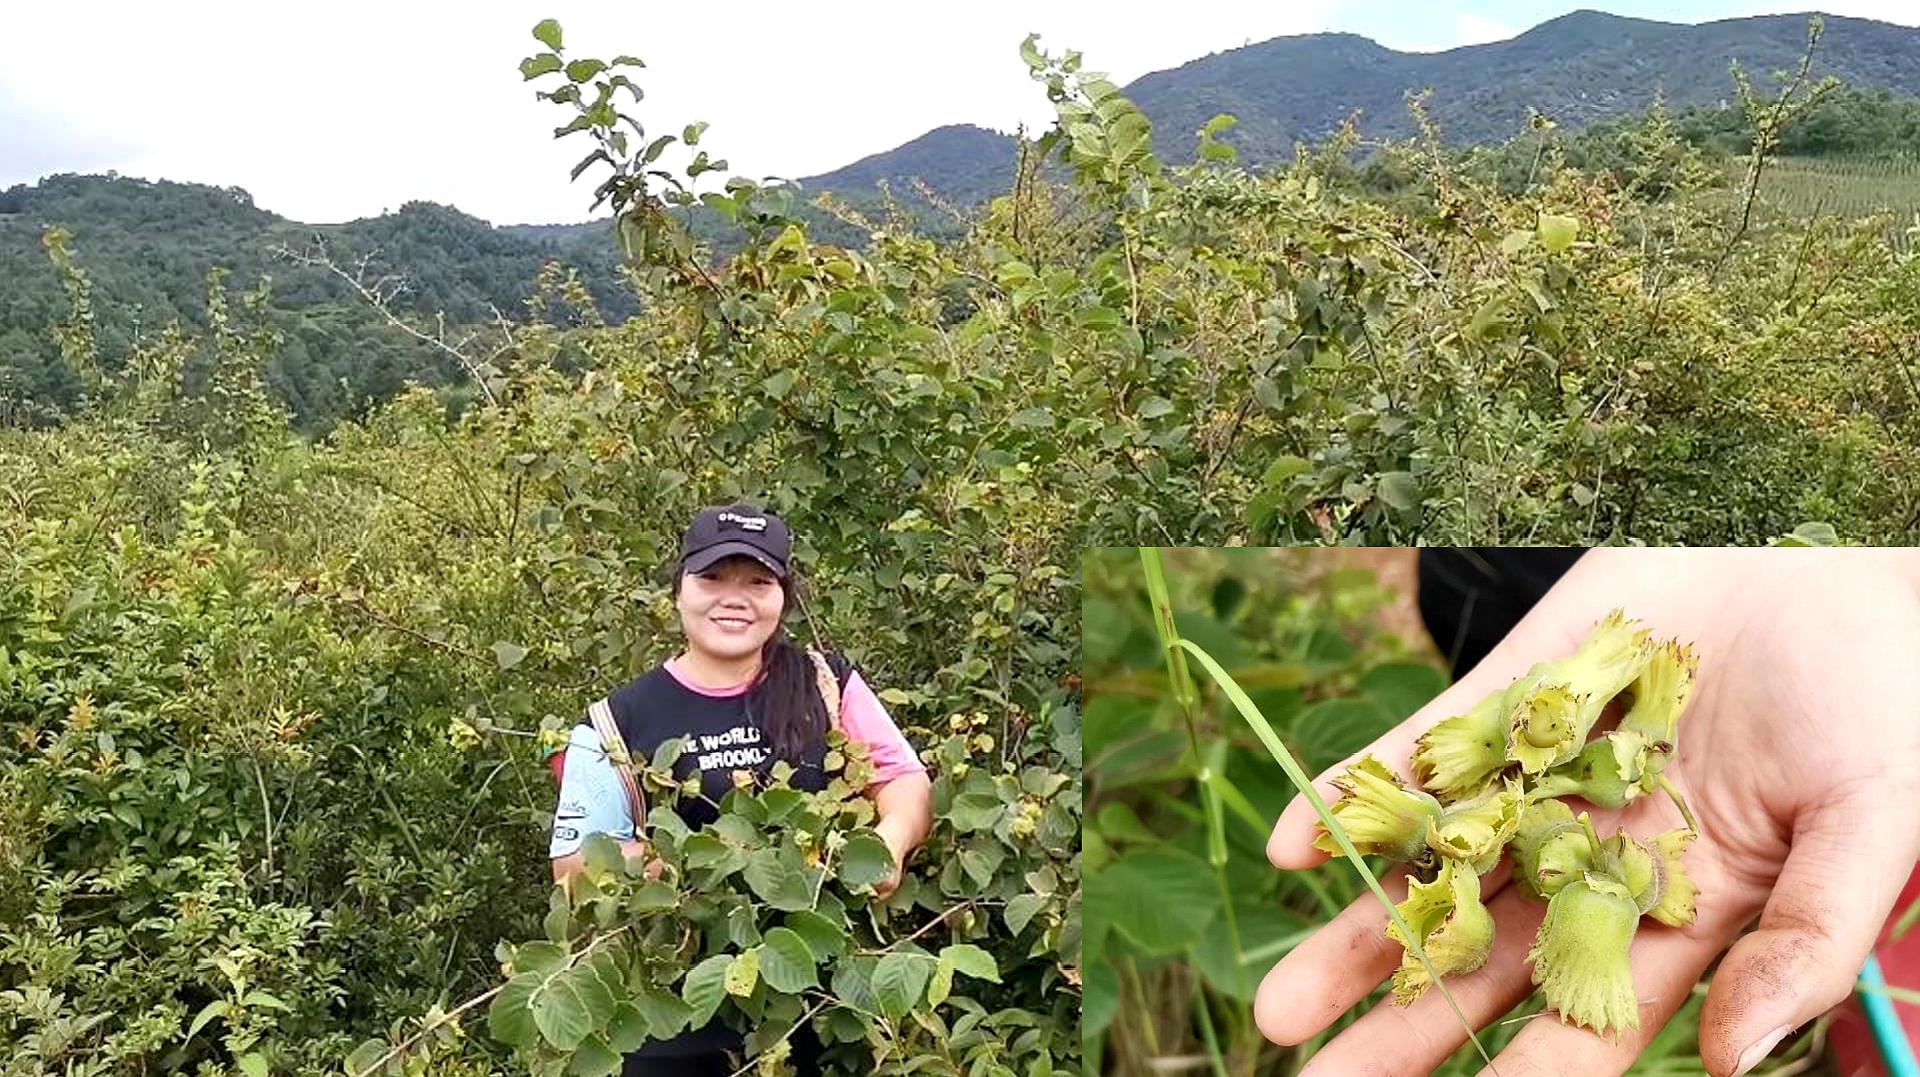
[1733,1024,1793,1076]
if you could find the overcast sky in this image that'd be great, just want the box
[2,1,1913,226]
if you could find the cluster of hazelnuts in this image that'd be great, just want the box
[1313,610,1699,1035]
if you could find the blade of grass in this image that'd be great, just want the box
[1174,636,1497,1070]
[1191,965,1231,1077]
[1139,548,1249,1015]
[1207,767,1272,841]
[1891,891,1920,943]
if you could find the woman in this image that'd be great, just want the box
[548,502,934,1075]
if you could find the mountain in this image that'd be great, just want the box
[8,8,1920,432]
[814,10,1920,195]
[0,174,636,431]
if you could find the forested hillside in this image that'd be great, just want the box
[0,176,635,432]
[7,11,1920,439]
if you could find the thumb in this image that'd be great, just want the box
[1700,795,1920,1077]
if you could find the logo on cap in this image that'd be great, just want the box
[717,511,768,532]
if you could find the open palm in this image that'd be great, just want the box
[1256,548,1920,1077]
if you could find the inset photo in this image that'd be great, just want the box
[1084,547,1920,1077]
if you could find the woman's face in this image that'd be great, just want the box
[677,556,786,662]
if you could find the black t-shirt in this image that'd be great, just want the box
[550,654,852,1061]
[603,655,848,830]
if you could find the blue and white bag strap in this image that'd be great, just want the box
[587,696,646,832]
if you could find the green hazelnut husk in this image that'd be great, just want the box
[1645,828,1698,927]
[1425,778,1525,875]
[1310,755,1445,863]
[1527,872,1642,1036]
[1413,688,1511,802]
[1618,639,1697,746]
[1531,729,1664,808]
[1505,610,1654,774]
[1510,797,1587,901]
[1387,858,1496,1004]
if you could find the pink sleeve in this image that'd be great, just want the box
[835,670,926,784]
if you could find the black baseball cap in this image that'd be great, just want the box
[678,502,792,578]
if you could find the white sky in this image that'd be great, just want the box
[1,2,1914,225]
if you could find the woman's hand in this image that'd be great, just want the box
[620,839,668,881]
[1257,548,1920,1077]
[873,816,914,899]
[869,772,934,900]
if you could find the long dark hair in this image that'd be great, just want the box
[671,560,828,763]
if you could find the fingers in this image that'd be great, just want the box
[1699,795,1920,1077]
[1472,917,1725,1077]
[1256,862,1512,1047]
[1255,866,1411,1045]
[1291,882,1542,1076]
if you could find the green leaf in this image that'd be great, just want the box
[1008,406,1054,429]
[946,792,1003,832]
[1083,849,1218,955]
[528,963,617,1051]
[581,832,624,879]
[185,999,229,1042]
[1359,662,1446,723]
[872,952,936,1018]
[565,59,607,83]
[831,955,879,1012]
[937,944,1000,984]
[487,974,540,1047]
[1137,395,1174,419]
[566,1035,621,1077]
[1005,892,1048,935]
[633,984,694,1040]
[927,960,955,1007]
[345,1040,388,1077]
[760,928,820,993]
[959,843,1005,888]
[512,941,571,978]
[491,640,527,670]
[837,832,894,889]
[782,910,848,960]
[532,19,563,50]
[604,1003,650,1053]
[682,954,732,1027]
[1375,470,1419,511]
[520,54,562,80]
[1291,697,1395,775]
[744,847,813,910]
[1085,958,1120,1038]
[1538,213,1580,253]
[762,369,798,401]
[725,946,761,997]
[237,1053,269,1077]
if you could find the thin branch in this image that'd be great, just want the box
[271,238,500,408]
[349,925,636,1077]
[725,998,832,1077]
